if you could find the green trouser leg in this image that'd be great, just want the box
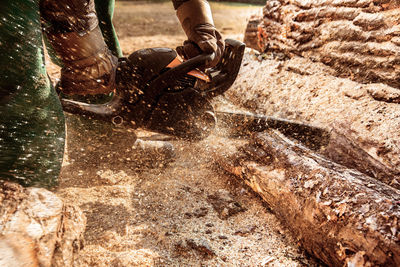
[95,0,123,57]
[0,0,65,188]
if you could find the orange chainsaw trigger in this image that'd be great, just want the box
[167,57,211,82]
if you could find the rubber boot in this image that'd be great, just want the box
[0,0,65,188]
[43,0,122,103]
[40,0,118,96]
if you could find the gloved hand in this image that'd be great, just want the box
[176,0,224,68]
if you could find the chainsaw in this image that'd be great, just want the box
[61,39,327,142]
[61,39,245,139]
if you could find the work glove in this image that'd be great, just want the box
[176,0,224,68]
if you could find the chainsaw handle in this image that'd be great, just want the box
[183,52,216,68]
[202,39,246,98]
[145,52,214,100]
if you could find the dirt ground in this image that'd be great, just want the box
[51,1,321,266]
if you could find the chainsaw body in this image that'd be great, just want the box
[61,39,245,139]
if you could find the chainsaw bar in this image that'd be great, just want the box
[215,111,331,150]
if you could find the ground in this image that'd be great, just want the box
[50,1,321,266]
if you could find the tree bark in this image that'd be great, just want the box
[247,0,400,88]
[0,181,86,267]
[216,112,400,190]
[216,131,400,266]
[319,126,400,189]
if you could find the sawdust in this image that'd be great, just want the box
[57,125,318,266]
[50,2,321,266]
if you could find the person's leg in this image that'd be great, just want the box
[44,0,122,66]
[41,0,118,96]
[94,0,123,57]
[0,0,65,187]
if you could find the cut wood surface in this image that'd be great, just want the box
[216,131,400,266]
[0,181,86,267]
[247,0,400,88]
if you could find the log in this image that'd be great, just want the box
[216,111,400,189]
[216,131,400,266]
[243,15,262,51]
[226,49,400,176]
[0,181,86,267]
[246,0,400,88]
[319,126,400,189]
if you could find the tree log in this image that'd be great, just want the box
[246,0,400,88]
[319,126,400,189]
[0,181,86,267]
[216,112,400,189]
[243,15,262,51]
[216,131,400,266]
